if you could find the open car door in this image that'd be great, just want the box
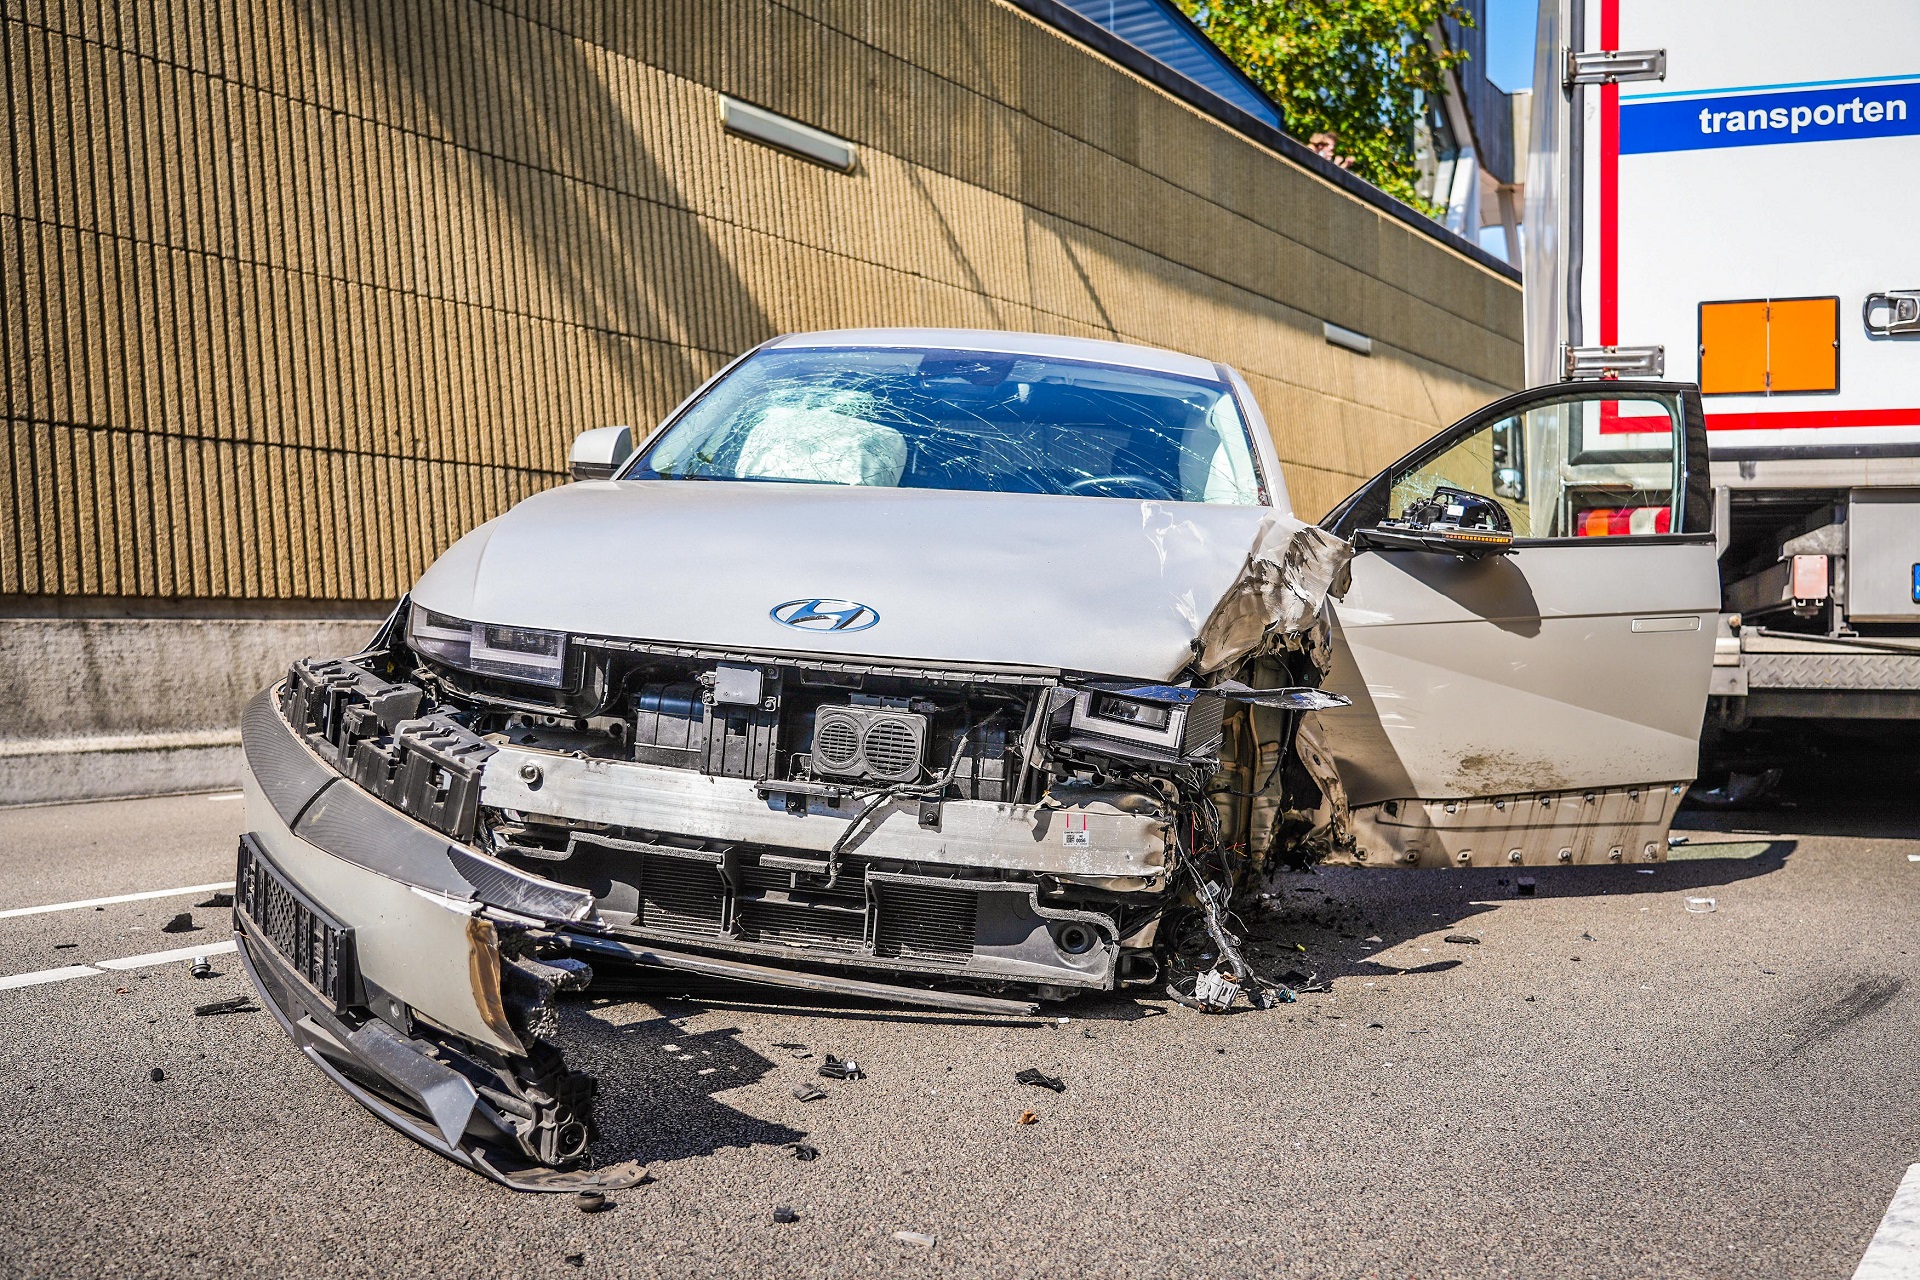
[1312,381,1718,868]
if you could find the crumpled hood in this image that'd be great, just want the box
[411,480,1302,679]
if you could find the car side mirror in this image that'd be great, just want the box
[568,425,633,481]
[1352,524,1515,559]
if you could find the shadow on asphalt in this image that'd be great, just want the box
[559,1006,808,1167]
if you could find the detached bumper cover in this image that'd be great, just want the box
[236,692,634,1191]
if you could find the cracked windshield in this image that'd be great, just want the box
[627,345,1265,504]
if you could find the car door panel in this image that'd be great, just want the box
[1319,542,1718,802]
[1309,382,1719,868]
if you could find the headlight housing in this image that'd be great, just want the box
[407,607,569,688]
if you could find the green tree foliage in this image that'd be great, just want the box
[1173,0,1470,212]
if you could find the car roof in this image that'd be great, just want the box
[764,328,1224,382]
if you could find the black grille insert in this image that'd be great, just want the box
[636,850,727,936]
[873,881,978,960]
[235,835,358,1010]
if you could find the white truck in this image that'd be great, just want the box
[1524,0,1920,733]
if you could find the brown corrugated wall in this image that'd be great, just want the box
[1,0,1522,605]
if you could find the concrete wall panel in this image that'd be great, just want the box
[0,0,1519,800]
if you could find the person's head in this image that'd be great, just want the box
[1309,131,1338,159]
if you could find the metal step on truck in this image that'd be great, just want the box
[1524,0,1920,751]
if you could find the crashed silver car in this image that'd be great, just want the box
[233,329,1719,1188]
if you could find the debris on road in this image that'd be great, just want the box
[195,891,234,908]
[787,1143,819,1162]
[574,1191,608,1213]
[160,912,197,933]
[1015,1068,1066,1092]
[148,1067,165,1082]
[193,995,258,1016]
[1017,1109,1039,1125]
[53,942,77,950]
[1443,934,1481,945]
[563,1252,585,1267]
[773,1206,798,1224]
[190,956,214,979]
[893,1231,936,1248]
[1689,768,1783,809]
[1685,897,1718,914]
[817,1054,864,1080]
[791,1083,826,1102]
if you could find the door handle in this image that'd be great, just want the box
[1631,616,1701,633]
[1864,291,1920,337]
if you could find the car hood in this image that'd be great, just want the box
[411,480,1295,679]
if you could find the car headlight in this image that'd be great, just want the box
[407,607,569,688]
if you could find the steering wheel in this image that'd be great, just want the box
[1063,474,1176,500]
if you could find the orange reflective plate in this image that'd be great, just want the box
[1767,296,1840,393]
[1699,300,1768,394]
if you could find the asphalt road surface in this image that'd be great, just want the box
[2,744,1916,1280]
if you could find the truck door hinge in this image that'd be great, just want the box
[1562,344,1666,380]
[1565,49,1667,87]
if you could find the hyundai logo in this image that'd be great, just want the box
[770,598,879,633]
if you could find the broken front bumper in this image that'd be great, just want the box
[236,692,639,1191]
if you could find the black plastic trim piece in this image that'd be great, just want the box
[232,929,643,1194]
[556,931,1042,1016]
[1713,442,1920,461]
[241,689,334,827]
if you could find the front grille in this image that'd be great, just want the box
[235,835,358,1009]
[734,865,866,951]
[873,881,978,960]
[636,850,727,936]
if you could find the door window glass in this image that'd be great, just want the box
[1385,393,1681,539]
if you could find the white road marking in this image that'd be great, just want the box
[0,939,240,993]
[94,940,238,970]
[0,882,235,920]
[207,792,244,802]
[1855,1164,1920,1279]
[0,964,102,991]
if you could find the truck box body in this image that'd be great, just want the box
[1526,0,1920,720]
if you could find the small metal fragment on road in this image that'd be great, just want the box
[1443,934,1481,945]
[195,891,234,908]
[818,1054,864,1080]
[193,995,257,1016]
[1516,878,1537,896]
[190,956,214,979]
[1684,897,1717,914]
[1015,1068,1065,1092]
[893,1231,935,1248]
[160,912,197,934]
[773,1205,798,1224]
[575,1191,608,1213]
[787,1143,819,1162]
[1017,1109,1038,1125]
[148,1067,165,1082]
[792,1083,826,1102]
